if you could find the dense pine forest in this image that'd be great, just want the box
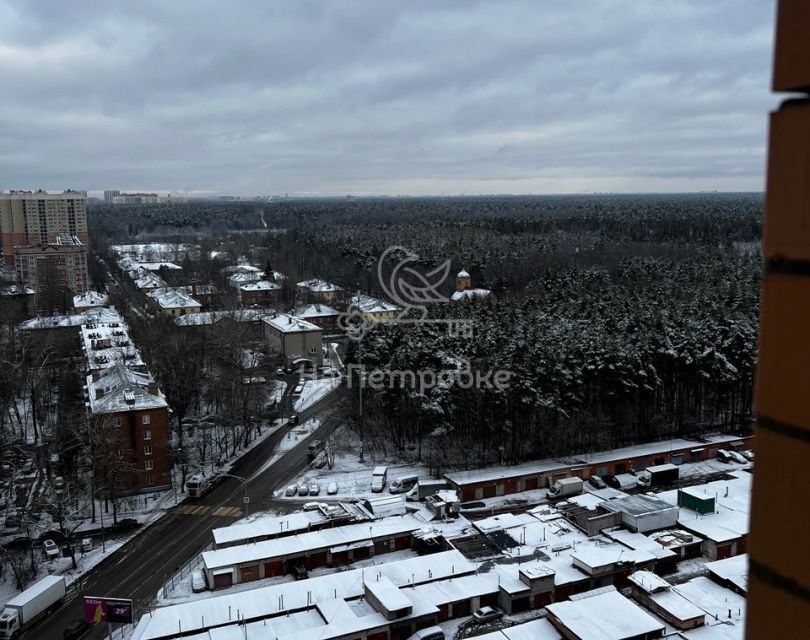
[89,193,762,467]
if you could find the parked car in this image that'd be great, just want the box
[285,484,298,497]
[327,482,338,495]
[63,619,92,640]
[742,450,754,461]
[53,476,65,491]
[43,539,60,560]
[276,368,285,377]
[602,475,621,489]
[288,414,299,426]
[297,482,309,496]
[303,502,326,512]
[472,606,503,623]
[191,570,207,593]
[728,451,748,464]
[80,538,93,552]
[407,627,445,640]
[588,475,606,489]
[716,449,733,463]
[308,483,320,496]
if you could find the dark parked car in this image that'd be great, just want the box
[602,475,621,489]
[64,619,92,639]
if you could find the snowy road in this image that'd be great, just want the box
[24,387,349,640]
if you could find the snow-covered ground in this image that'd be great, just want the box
[0,418,289,608]
[276,453,433,503]
[293,377,340,412]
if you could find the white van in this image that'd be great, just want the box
[389,474,419,494]
[371,466,388,492]
[407,627,445,640]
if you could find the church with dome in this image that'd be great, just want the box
[451,269,492,302]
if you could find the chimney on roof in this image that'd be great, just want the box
[95,388,104,400]
[147,381,159,395]
[191,279,197,298]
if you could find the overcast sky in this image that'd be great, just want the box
[0,1,776,196]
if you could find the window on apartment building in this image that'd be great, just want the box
[112,417,122,427]
[142,414,151,425]
[309,346,317,353]
[144,446,152,456]
[146,475,154,486]
[144,429,152,440]
[145,460,154,471]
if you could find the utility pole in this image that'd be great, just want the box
[358,328,364,463]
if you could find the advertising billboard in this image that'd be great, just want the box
[83,596,134,624]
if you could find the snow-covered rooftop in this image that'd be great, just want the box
[175,309,270,327]
[291,304,342,318]
[350,294,400,314]
[570,544,656,572]
[73,290,108,308]
[212,511,322,547]
[297,278,342,292]
[262,313,322,334]
[111,242,198,260]
[228,271,263,286]
[473,619,561,640]
[20,307,124,331]
[705,553,748,593]
[241,279,281,291]
[672,576,746,628]
[147,288,201,309]
[80,321,144,371]
[134,272,168,290]
[604,494,679,518]
[364,575,412,612]
[451,288,491,301]
[132,550,474,640]
[627,569,671,593]
[547,587,665,640]
[86,364,168,415]
[203,516,421,570]
[658,472,751,543]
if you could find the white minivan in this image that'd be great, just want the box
[389,474,419,494]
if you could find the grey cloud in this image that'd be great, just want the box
[0,0,776,195]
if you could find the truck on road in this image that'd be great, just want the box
[0,575,66,639]
[638,463,679,487]
[186,472,224,498]
[547,477,583,500]
[307,440,323,461]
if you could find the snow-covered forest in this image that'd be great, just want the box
[87,193,762,468]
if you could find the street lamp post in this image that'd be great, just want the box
[218,473,249,515]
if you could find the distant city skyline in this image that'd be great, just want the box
[0,1,776,196]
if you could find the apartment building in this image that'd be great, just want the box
[86,364,172,494]
[13,234,89,300]
[0,190,88,265]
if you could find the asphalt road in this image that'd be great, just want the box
[25,386,348,640]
